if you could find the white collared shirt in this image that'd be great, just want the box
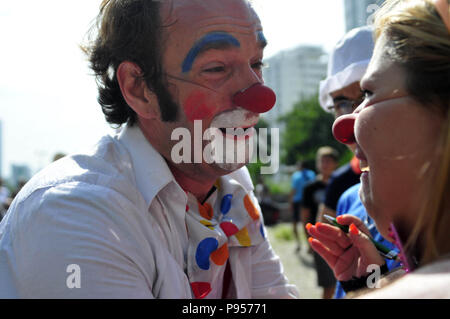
[0,125,299,299]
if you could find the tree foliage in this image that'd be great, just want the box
[246,117,270,184]
[279,94,349,167]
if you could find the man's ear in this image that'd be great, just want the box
[116,61,160,120]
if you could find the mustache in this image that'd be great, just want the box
[210,108,259,128]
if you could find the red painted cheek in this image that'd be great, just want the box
[184,92,215,122]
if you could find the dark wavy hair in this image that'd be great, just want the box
[82,0,179,126]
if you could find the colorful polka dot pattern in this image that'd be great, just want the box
[186,176,266,299]
[200,220,214,230]
[194,194,263,269]
[198,202,214,220]
[220,194,233,215]
[195,238,219,270]
[190,282,211,299]
[235,227,251,246]
[210,243,229,266]
[243,194,260,220]
[220,221,239,237]
[260,224,266,239]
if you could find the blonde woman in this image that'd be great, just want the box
[307,0,450,298]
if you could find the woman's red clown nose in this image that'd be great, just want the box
[232,83,276,114]
[332,113,357,144]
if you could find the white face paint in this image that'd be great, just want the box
[205,108,258,171]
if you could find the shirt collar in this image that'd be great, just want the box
[117,124,184,208]
[116,124,254,209]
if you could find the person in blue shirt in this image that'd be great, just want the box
[289,161,315,252]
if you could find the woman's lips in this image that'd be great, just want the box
[355,145,370,172]
[361,166,370,172]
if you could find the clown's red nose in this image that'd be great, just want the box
[232,83,276,113]
[332,114,357,144]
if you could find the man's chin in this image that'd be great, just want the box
[212,161,246,173]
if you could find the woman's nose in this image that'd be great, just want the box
[232,83,276,113]
[332,113,357,144]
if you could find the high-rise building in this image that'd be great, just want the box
[262,45,328,126]
[11,164,31,187]
[344,0,385,32]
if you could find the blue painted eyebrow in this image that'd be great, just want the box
[181,32,241,73]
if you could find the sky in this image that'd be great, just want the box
[0,0,345,179]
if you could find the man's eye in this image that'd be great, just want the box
[251,61,265,70]
[203,66,225,73]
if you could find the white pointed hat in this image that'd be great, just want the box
[319,26,375,112]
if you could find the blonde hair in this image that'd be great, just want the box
[374,0,450,265]
[418,116,450,264]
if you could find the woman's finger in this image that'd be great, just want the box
[309,237,358,281]
[308,237,337,269]
[308,222,352,250]
[336,214,372,237]
[348,223,385,272]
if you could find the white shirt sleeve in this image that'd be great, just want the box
[250,237,300,299]
[1,182,157,298]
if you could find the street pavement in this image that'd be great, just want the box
[266,223,323,299]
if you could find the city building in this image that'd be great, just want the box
[344,0,386,32]
[260,46,327,183]
[262,45,328,126]
[11,164,31,187]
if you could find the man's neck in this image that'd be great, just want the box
[167,161,215,203]
[136,121,215,202]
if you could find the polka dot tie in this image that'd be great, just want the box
[185,175,266,299]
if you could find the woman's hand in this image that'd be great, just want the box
[307,214,385,281]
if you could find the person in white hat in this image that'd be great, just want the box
[319,25,374,118]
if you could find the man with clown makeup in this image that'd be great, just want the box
[0,0,299,299]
